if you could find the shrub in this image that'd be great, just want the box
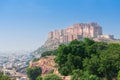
[26,67,42,80]
[44,74,62,80]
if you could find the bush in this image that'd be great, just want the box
[44,74,62,80]
[32,58,40,62]
[41,50,57,57]
[36,76,42,80]
[71,70,100,80]
[0,72,13,80]
[26,67,42,80]
[118,71,120,80]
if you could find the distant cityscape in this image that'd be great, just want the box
[0,52,40,80]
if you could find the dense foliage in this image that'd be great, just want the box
[71,70,100,80]
[0,72,15,80]
[41,50,57,57]
[36,76,43,80]
[43,74,62,80]
[32,58,40,62]
[26,66,42,80]
[118,71,120,80]
[55,38,120,80]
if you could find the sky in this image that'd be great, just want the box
[0,0,120,53]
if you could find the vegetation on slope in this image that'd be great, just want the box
[55,38,120,80]
[32,58,40,62]
[0,72,15,80]
[118,71,120,80]
[28,38,120,80]
[41,50,57,57]
[44,74,62,80]
[26,66,42,80]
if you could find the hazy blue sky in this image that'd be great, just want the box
[0,0,120,52]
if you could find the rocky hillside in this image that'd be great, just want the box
[33,22,115,55]
[29,56,71,80]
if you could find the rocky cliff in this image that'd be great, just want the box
[29,56,71,80]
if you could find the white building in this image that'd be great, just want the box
[97,34,114,39]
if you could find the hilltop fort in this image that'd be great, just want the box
[34,22,114,55]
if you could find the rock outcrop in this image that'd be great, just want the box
[30,56,56,76]
[29,56,71,80]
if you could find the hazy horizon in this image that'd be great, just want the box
[0,0,120,52]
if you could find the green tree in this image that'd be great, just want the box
[55,38,120,79]
[0,72,12,80]
[55,39,86,76]
[36,76,42,80]
[26,66,42,80]
[41,50,57,57]
[59,66,70,76]
[79,71,100,80]
[0,72,3,78]
[71,69,81,80]
[84,38,95,46]
[118,71,120,80]
[44,74,62,80]
[71,70,100,80]
[0,75,11,80]
[84,43,120,80]
[83,54,100,77]
[32,58,40,62]
[98,44,120,80]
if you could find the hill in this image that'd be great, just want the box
[29,38,120,80]
[33,22,115,55]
